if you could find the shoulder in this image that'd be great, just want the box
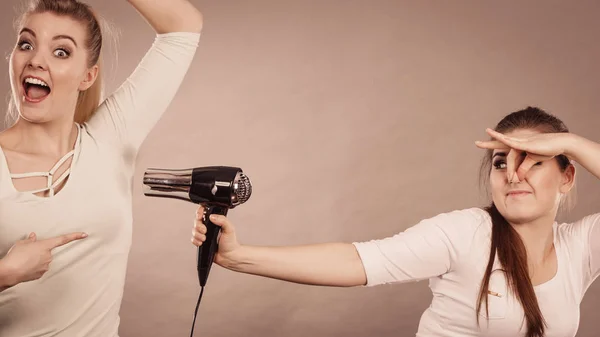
[556,213,600,240]
[417,207,491,234]
[555,213,600,249]
[400,207,492,250]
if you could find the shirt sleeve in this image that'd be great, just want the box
[580,213,600,284]
[85,31,201,152]
[352,208,485,287]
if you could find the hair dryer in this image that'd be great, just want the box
[142,166,252,286]
[142,166,252,337]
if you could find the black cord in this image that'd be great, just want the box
[189,286,204,337]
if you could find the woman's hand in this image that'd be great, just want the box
[475,128,574,181]
[0,232,88,288]
[191,206,243,269]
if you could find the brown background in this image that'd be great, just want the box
[1,0,599,336]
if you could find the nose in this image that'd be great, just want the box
[507,170,520,184]
[27,51,48,71]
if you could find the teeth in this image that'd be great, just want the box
[24,77,49,87]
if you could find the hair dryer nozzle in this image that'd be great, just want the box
[143,168,194,203]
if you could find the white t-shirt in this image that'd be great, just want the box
[353,207,600,337]
[0,32,200,337]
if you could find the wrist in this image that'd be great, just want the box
[563,133,585,160]
[221,245,252,272]
[0,260,18,289]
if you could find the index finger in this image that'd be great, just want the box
[474,140,510,150]
[41,232,88,249]
[506,148,523,183]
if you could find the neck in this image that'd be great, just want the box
[510,213,555,265]
[8,118,78,157]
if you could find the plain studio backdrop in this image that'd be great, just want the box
[1,0,599,336]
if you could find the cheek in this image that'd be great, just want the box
[527,170,562,202]
[531,176,558,195]
[9,53,23,82]
[9,54,26,98]
[489,171,505,196]
[50,61,86,91]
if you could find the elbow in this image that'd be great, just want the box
[180,10,204,33]
[158,11,203,34]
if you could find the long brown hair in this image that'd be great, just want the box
[8,0,104,124]
[476,106,573,337]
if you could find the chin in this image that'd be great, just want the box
[16,97,55,124]
[494,199,535,223]
[18,106,52,124]
[498,202,552,225]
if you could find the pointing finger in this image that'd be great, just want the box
[42,232,88,249]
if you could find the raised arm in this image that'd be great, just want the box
[565,134,600,180]
[86,0,203,151]
[563,135,600,284]
[127,0,203,34]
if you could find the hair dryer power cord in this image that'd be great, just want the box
[189,286,204,337]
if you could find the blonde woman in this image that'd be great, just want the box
[0,0,203,336]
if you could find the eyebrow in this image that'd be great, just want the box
[19,27,78,47]
[492,151,528,158]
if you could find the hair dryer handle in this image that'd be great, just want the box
[197,205,228,287]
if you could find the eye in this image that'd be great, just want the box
[493,160,507,170]
[53,48,70,58]
[17,40,33,51]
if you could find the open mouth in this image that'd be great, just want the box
[22,77,51,102]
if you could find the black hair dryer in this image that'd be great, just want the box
[142,166,252,288]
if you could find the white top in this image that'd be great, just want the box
[353,207,600,337]
[0,32,200,337]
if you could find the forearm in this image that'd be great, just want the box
[225,243,367,287]
[566,134,600,180]
[127,0,203,34]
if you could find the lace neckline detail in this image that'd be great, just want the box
[10,149,75,196]
[6,123,81,197]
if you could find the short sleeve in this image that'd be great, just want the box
[85,32,201,152]
[352,208,487,287]
[581,213,600,283]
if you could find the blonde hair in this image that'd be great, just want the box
[7,0,110,125]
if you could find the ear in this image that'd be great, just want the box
[78,64,99,91]
[559,164,576,194]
